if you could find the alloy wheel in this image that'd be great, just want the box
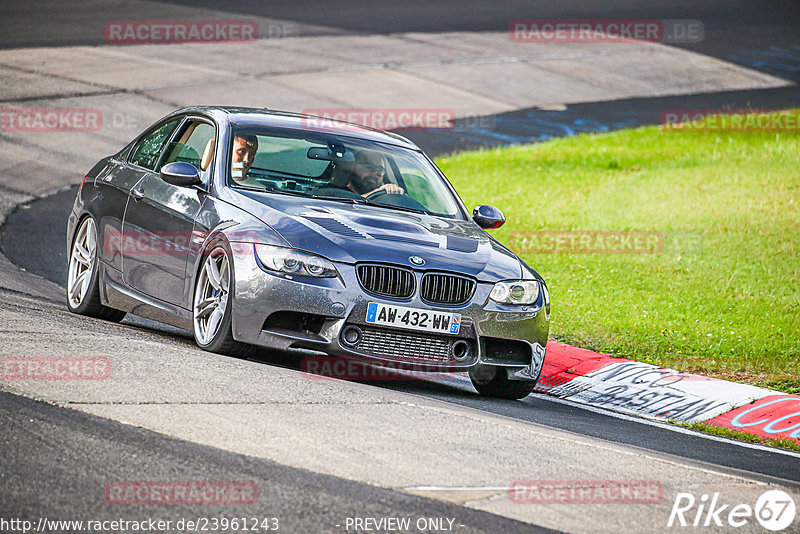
[67,217,97,309]
[193,248,231,346]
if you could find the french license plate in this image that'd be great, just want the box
[365,302,461,335]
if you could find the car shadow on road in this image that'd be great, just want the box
[246,349,503,403]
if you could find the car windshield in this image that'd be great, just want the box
[227,127,464,218]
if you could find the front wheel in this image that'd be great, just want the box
[66,216,126,321]
[469,365,536,400]
[193,245,255,357]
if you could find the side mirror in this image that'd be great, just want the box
[473,205,506,229]
[160,162,201,187]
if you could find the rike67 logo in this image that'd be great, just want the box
[668,489,796,531]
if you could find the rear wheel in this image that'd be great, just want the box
[66,217,126,321]
[193,245,255,357]
[469,365,536,400]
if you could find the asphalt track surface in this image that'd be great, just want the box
[2,1,800,531]
[156,0,800,86]
[3,1,799,59]
[1,391,550,533]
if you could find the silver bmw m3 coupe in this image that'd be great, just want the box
[67,107,550,399]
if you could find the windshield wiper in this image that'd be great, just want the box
[238,185,308,197]
[311,194,368,204]
[359,198,428,215]
[308,192,432,216]
[233,184,272,192]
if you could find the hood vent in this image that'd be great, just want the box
[303,216,368,239]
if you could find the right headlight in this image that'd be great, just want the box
[489,280,541,305]
[254,244,338,277]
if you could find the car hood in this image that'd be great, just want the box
[227,190,523,281]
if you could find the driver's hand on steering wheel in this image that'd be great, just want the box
[364,183,405,196]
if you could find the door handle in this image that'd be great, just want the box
[131,188,145,201]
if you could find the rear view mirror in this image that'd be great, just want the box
[307,142,355,162]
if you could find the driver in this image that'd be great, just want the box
[346,150,405,197]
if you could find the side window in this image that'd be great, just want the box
[157,121,216,180]
[130,119,181,170]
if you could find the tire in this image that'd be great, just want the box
[469,365,536,400]
[66,216,126,322]
[192,243,256,357]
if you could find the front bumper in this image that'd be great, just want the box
[230,252,549,380]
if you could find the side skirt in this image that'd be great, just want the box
[99,263,193,331]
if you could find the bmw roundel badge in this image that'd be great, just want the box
[409,256,425,266]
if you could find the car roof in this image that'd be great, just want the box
[175,106,421,150]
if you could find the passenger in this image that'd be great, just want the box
[230,134,259,186]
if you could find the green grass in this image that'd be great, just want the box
[436,111,800,391]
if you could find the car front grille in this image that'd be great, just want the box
[420,273,476,305]
[356,264,415,299]
[349,326,472,364]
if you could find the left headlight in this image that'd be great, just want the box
[489,280,541,305]
[255,244,338,277]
